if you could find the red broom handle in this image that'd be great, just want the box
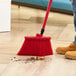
[40,0,52,35]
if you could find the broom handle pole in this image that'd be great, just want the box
[40,0,52,35]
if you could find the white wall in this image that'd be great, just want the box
[0,0,11,32]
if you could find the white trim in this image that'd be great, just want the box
[0,0,11,32]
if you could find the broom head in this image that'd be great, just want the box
[17,34,53,56]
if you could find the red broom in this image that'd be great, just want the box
[17,0,53,56]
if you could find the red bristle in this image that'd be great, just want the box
[17,36,53,56]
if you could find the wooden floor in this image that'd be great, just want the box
[0,4,76,76]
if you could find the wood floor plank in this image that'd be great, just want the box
[1,56,76,76]
[0,64,8,75]
[58,24,75,42]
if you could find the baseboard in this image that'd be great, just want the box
[11,1,73,15]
